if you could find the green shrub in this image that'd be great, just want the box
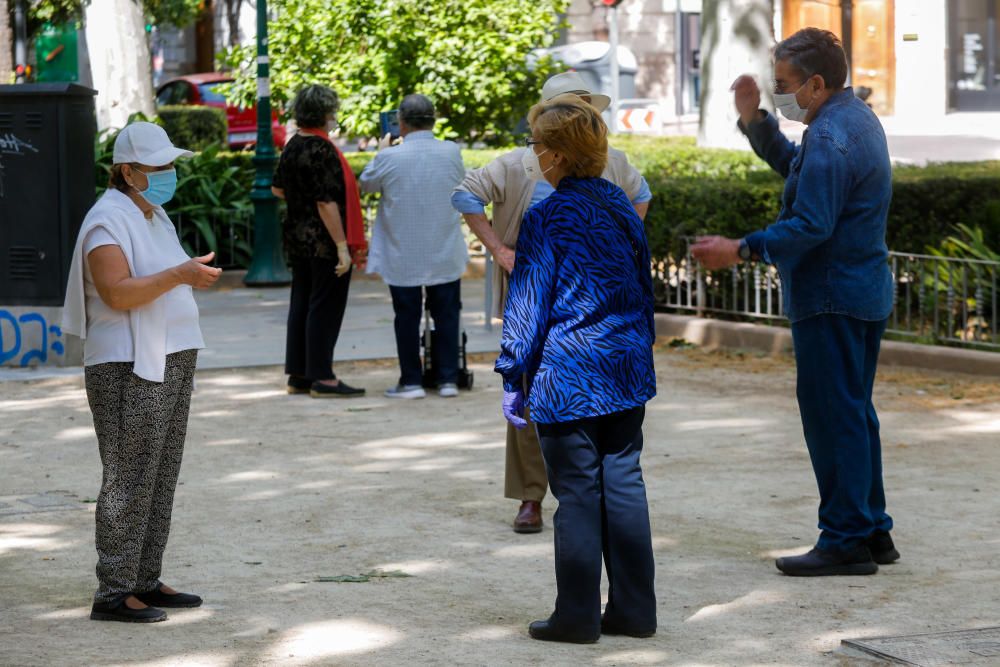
[96,135,1000,269]
[157,105,228,152]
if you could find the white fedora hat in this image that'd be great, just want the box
[540,71,611,112]
[113,122,194,166]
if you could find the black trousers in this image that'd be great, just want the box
[285,257,351,381]
[388,279,461,386]
[536,406,657,635]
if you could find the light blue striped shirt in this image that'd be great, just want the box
[359,131,469,287]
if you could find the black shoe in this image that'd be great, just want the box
[287,376,312,394]
[310,380,366,398]
[601,615,656,638]
[776,545,878,577]
[867,531,900,565]
[135,584,203,608]
[90,598,167,623]
[528,618,599,644]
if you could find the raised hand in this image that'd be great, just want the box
[731,74,762,126]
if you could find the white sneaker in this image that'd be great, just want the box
[438,383,459,398]
[385,384,426,399]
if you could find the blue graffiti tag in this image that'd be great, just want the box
[0,310,20,365]
[0,310,66,367]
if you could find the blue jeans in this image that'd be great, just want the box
[536,406,656,635]
[791,314,893,551]
[388,280,460,386]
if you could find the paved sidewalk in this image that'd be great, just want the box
[0,274,501,382]
[195,276,501,371]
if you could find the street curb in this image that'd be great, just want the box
[655,313,1000,377]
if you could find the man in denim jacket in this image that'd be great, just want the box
[692,28,898,576]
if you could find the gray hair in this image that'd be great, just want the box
[291,84,340,130]
[774,28,848,90]
[399,94,435,130]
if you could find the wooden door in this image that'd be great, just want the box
[852,0,895,115]
[782,0,841,39]
[782,0,895,115]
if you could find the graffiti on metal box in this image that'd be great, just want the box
[0,310,65,366]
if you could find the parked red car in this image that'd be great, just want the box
[155,72,287,150]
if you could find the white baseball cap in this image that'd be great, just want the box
[540,71,611,112]
[113,122,194,166]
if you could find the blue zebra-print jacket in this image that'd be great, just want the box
[494,175,657,424]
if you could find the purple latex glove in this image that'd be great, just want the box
[503,388,527,430]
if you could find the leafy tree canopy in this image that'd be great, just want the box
[221,0,570,145]
[27,0,204,36]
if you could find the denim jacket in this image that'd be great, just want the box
[741,88,893,323]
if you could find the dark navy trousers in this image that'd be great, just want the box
[536,406,656,635]
[388,279,461,387]
[791,314,893,551]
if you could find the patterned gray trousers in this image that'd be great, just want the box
[84,349,197,604]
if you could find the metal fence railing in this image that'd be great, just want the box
[655,245,1000,351]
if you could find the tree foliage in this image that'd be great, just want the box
[27,0,204,36]
[221,0,569,144]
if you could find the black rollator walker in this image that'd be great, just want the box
[420,294,474,390]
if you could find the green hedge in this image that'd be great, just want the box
[157,105,228,152]
[96,134,1000,266]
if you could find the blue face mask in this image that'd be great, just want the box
[137,168,178,207]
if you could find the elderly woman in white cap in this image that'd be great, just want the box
[63,122,221,623]
[450,72,653,535]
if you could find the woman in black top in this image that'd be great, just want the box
[272,85,365,397]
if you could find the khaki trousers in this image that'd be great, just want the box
[504,406,548,502]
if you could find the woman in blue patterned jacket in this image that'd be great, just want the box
[495,95,658,644]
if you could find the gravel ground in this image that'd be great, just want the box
[1,347,998,667]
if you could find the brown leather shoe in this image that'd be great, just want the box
[513,500,543,534]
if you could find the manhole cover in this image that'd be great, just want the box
[0,492,86,517]
[843,627,1000,666]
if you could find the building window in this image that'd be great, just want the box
[950,0,1000,110]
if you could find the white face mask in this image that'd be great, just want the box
[773,81,811,123]
[521,146,552,182]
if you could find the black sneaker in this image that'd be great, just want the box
[310,380,366,398]
[776,545,878,577]
[135,584,203,608]
[90,598,167,623]
[287,376,312,394]
[867,531,900,564]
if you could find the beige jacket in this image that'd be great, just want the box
[456,146,644,318]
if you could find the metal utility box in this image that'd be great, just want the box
[0,83,97,306]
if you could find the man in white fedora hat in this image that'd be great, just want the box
[451,70,652,535]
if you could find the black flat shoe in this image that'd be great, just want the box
[287,376,312,394]
[601,615,656,638]
[776,545,878,577]
[867,531,900,564]
[90,598,167,623]
[310,380,366,398]
[528,619,599,644]
[135,584,202,608]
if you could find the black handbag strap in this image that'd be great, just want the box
[566,184,642,268]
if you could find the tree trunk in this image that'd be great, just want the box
[195,0,215,72]
[0,0,12,80]
[697,0,775,149]
[83,0,155,131]
[225,0,243,48]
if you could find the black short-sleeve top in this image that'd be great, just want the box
[272,133,347,260]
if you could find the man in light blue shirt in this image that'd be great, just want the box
[360,94,468,399]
